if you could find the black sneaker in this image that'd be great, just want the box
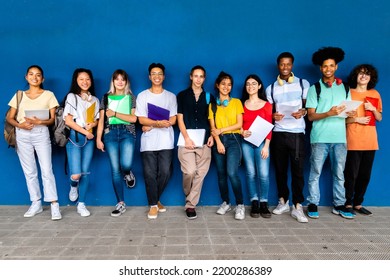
[124,171,136,188]
[259,202,271,218]
[307,203,319,219]
[185,208,197,220]
[250,200,260,218]
[111,203,126,217]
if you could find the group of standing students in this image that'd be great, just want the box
[6,46,382,222]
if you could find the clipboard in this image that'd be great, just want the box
[147,103,170,120]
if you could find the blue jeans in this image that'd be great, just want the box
[212,134,243,205]
[104,125,135,203]
[242,141,270,202]
[66,129,95,203]
[307,143,347,207]
[141,149,173,206]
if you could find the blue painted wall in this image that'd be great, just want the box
[1,0,389,206]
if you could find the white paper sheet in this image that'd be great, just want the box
[277,104,301,117]
[244,116,274,147]
[337,100,363,118]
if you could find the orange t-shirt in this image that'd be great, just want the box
[346,89,382,150]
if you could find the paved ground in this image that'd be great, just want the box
[0,205,389,260]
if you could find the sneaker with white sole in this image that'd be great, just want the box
[77,202,90,217]
[157,201,166,213]
[148,205,158,219]
[111,203,126,217]
[307,203,319,219]
[332,205,354,219]
[234,204,245,220]
[216,201,231,215]
[124,171,136,188]
[69,186,78,202]
[51,202,62,220]
[291,204,308,223]
[24,200,43,218]
[272,198,290,215]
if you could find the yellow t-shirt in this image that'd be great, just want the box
[208,98,243,134]
[346,89,382,150]
[8,90,59,123]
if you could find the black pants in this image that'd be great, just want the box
[270,132,305,205]
[344,150,376,207]
[141,149,173,206]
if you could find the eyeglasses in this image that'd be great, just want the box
[150,72,164,76]
[358,72,371,77]
[246,82,258,87]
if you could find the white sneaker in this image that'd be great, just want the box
[77,202,90,217]
[291,204,308,223]
[234,204,245,220]
[24,200,43,218]
[51,202,62,220]
[272,198,290,215]
[69,186,78,202]
[216,201,231,215]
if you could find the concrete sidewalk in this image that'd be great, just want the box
[0,205,389,260]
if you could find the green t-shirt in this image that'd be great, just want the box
[306,80,350,143]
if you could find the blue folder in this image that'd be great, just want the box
[147,103,170,121]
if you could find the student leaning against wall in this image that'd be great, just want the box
[6,65,62,220]
[96,69,137,217]
[344,64,383,216]
[63,68,100,217]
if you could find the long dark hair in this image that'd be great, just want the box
[68,68,96,96]
[347,64,378,90]
[241,74,266,102]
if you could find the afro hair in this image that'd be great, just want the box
[312,47,345,66]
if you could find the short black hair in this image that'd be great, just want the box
[277,52,294,64]
[148,63,165,74]
[312,47,345,66]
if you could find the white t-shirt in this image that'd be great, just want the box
[135,89,177,152]
[63,93,100,127]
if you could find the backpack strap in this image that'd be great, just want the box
[299,78,303,95]
[314,81,321,102]
[206,91,210,104]
[103,93,109,128]
[270,83,276,113]
[15,90,23,113]
[342,82,349,99]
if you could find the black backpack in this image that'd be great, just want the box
[314,81,349,102]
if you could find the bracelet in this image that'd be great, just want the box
[114,111,117,117]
